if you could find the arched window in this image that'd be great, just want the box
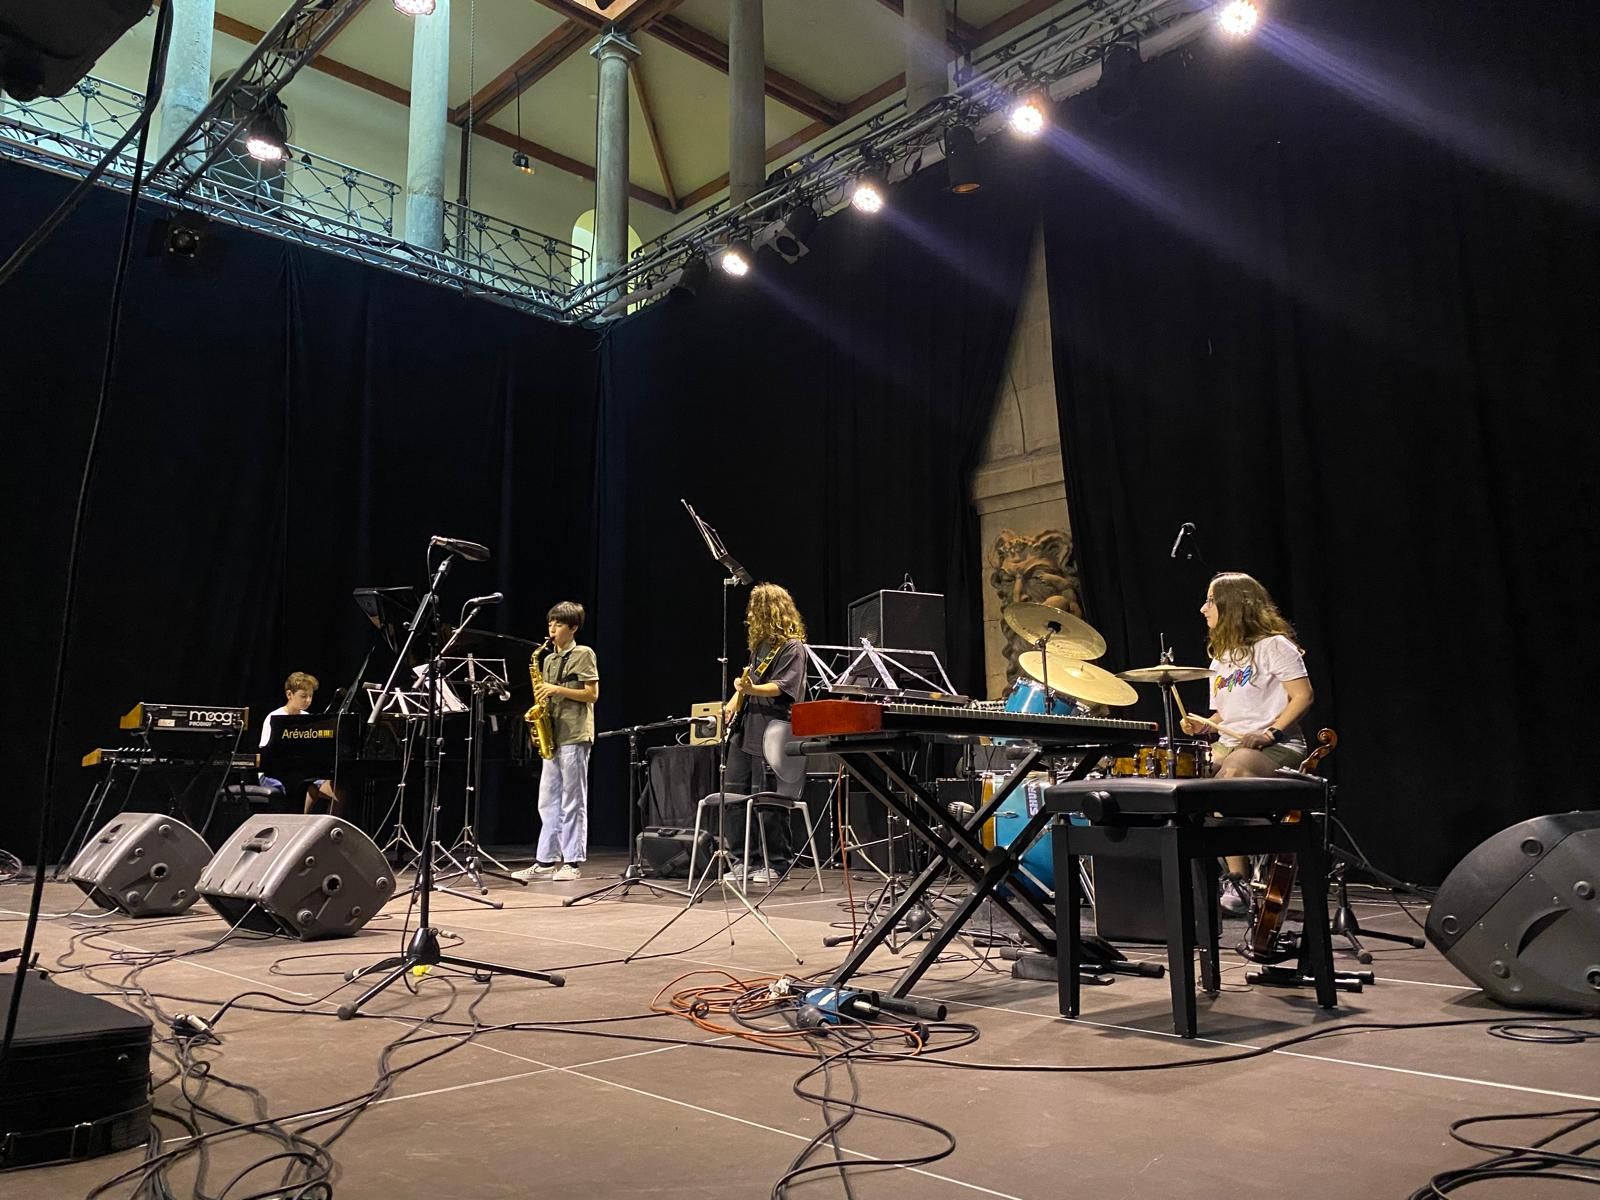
[572,209,641,286]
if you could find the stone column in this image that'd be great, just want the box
[592,28,639,297]
[904,0,947,115]
[403,0,450,251]
[156,0,217,163]
[727,0,765,206]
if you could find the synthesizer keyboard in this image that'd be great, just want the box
[790,699,1156,743]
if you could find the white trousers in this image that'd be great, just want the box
[536,742,591,864]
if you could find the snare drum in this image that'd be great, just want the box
[1106,740,1211,778]
[1002,678,1085,718]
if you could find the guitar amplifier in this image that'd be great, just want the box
[637,827,717,878]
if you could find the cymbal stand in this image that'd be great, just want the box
[564,719,693,907]
[627,502,801,965]
[435,652,525,894]
[1157,637,1179,778]
[339,540,563,1020]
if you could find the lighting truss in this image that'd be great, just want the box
[566,0,1211,321]
[145,0,370,197]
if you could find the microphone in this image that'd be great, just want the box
[465,592,503,607]
[430,535,490,562]
[1170,522,1195,559]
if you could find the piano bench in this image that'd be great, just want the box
[1044,777,1337,1038]
[224,784,283,809]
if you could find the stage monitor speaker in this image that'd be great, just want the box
[197,814,394,940]
[1092,857,1167,944]
[1425,810,1600,1013]
[66,812,210,916]
[848,589,946,661]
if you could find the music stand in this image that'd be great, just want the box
[338,541,563,1020]
[433,651,527,894]
[626,501,802,964]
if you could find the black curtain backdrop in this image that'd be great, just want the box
[1044,0,1600,882]
[0,162,598,857]
[590,148,1038,787]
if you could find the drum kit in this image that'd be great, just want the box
[1000,601,1212,779]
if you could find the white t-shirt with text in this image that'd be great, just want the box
[1209,635,1307,749]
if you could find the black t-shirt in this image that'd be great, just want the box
[735,638,806,755]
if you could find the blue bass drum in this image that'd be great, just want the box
[991,775,1057,901]
[1001,678,1083,718]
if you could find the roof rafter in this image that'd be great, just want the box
[871,0,983,51]
[648,14,844,126]
[676,0,1055,208]
[630,58,678,209]
[447,20,590,126]
[210,12,675,213]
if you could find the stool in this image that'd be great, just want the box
[1045,776,1337,1038]
[747,792,826,893]
[686,791,825,891]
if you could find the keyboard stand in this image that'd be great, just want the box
[796,732,1147,998]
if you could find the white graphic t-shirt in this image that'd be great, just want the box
[1209,635,1307,749]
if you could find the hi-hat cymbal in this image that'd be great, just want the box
[1017,652,1138,707]
[1002,603,1106,661]
[1118,664,1213,685]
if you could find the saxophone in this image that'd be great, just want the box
[524,637,556,760]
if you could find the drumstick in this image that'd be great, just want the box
[1181,710,1252,740]
[1169,686,1189,718]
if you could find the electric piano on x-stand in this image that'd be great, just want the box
[788,698,1161,998]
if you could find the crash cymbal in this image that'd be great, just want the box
[1017,652,1138,707]
[1002,603,1106,661]
[1118,664,1213,684]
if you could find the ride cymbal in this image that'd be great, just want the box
[1117,665,1213,684]
[1016,652,1138,707]
[1001,603,1106,661]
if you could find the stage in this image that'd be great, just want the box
[5,854,1594,1199]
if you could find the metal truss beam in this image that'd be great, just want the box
[146,0,370,196]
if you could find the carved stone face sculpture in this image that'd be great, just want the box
[989,528,1086,683]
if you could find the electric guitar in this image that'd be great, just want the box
[1238,728,1338,964]
[723,641,786,740]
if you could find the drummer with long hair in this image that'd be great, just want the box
[1179,572,1314,913]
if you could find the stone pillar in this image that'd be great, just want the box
[156,0,217,163]
[592,28,639,297]
[403,0,450,251]
[904,0,947,115]
[727,0,765,206]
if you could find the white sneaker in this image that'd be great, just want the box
[551,864,581,881]
[512,863,557,882]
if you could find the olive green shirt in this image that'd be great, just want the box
[542,643,598,746]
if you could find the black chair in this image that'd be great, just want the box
[1045,776,1337,1038]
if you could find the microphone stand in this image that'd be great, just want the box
[563,718,694,907]
[338,542,563,1020]
[626,502,802,964]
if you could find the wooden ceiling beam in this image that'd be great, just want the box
[447,20,590,126]
[630,59,678,209]
[649,14,844,126]
[212,13,674,214]
[470,122,675,211]
[971,0,1070,47]
[615,0,692,33]
[871,0,982,50]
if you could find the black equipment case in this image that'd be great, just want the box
[0,971,152,1169]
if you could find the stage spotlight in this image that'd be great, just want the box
[944,125,982,194]
[850,166,887,214]
[672,254,710,296]
[772,203,819,261]
[511,149,533,174]
[1008,90,1050,137]
[244,125,286,164]
[1216,0,1259,37]
[1094,42,1142,119]
[393,0,436,14]
[166,222,202,258]
[719,238,752,277]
